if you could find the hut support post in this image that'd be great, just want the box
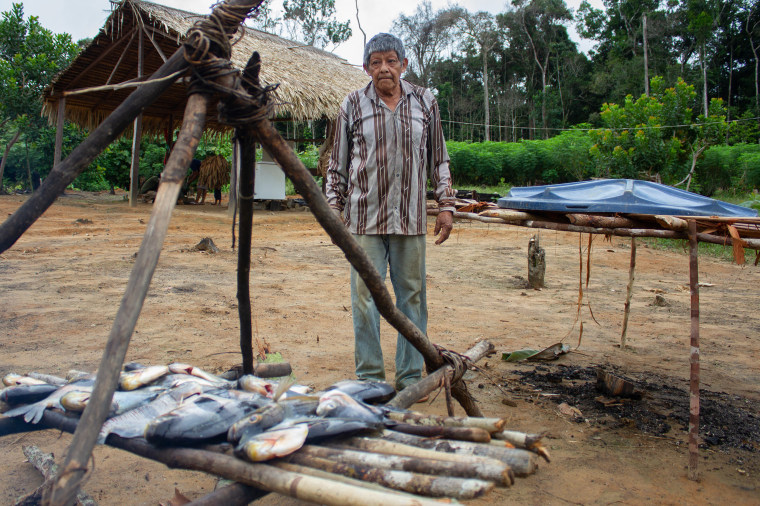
[228,138,239,216]
[621,237,636,347]
[236,129,256,375]
[53,98,65,170]
[688,220,701,481]
[129,29,144,208]
[44,92,212,506]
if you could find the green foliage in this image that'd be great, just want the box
[695,144,760,195]
[282,0,351,48]
[447,131,595,186]
[588,77,727,184]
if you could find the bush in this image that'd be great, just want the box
[696,144,760,195]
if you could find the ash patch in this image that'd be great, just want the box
[509,365,760,452]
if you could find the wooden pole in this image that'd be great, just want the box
[228,138,239,217]
[688,219,701,481]
[236,129,256,374]
[44,92,211,506]
[621,237,636,347]
[53,98,65,170]
[129,29,144,207]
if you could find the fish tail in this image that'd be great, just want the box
[26,405,46,424]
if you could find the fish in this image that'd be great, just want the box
[299,416,382,441]
[316,390,386,424]
[2,373,47,386]
[1,383,60,405]
[226,396,320,443]
[2,379,95,423]
[168,363,236,388]
[97,381,205,444]
[323,379,396,404]
[119,365,170,390]
[237,375,276,397]
[26,372,67,386]
[145,392,269,445]
[236,423,309,462]
[60,387,163,416]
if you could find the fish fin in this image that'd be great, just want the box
[26,404,46,424]
[272,378,295,402]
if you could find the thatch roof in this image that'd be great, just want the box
[42,0,369,135]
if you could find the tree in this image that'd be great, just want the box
[282,0,351,50]
[392,2,460,87]
[0,3,78,191]
[457,11,500,141]
[508,0,573,139]
[589,76,726,189]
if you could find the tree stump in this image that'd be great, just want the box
[527,234,545,289]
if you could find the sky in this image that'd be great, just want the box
[6,0,603,66]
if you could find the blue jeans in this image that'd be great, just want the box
[351,234,426,390]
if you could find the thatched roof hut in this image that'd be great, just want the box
[42,0,369,135]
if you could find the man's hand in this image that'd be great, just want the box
[433,210,453,245]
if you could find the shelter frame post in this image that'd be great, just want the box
[129,28,144,207]
[53,98,66,170]
[688,219,701,480]
[229,137,240,216]
[621,237,637,347]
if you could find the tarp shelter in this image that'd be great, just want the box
[41,0,368,206]
[498,179,758,217]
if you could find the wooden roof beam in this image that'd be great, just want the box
[64,27,138,92]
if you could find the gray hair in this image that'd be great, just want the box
[363,33,405,68]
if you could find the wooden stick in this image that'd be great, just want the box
[621,237,636,348]
[14,446,96,506]
[384,411,505,433]
[236,127,257,374]
[388,340,494,410]
[388,422,491,443]
[331,437,514,480]
[381,430,539,477]
[185,483,267,506]
[655,215,689,231]
[272,461,418,497]
[688,220,701,481]
[0,48,187,253]
[567,214,642,229]
[479,208,541,221]
[284,452,495,499]
[46,92,211,506]
[299,444,511,486]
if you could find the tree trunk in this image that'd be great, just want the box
[643,13,649,96]
[482,49,490,142]
[0,129,21,193]
[701,42,708,117]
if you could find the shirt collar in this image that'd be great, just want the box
[364,79,412,105]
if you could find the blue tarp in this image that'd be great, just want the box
[497,179,758,217]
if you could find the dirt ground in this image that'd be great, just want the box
[1,190,759,505]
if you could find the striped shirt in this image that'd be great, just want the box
[326,79,456,235]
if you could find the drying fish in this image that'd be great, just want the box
[316,390,386,424]
[237,423,309,462]
[324,379,396,404]
[299,416,382,442]
[237,375,276,397]
[26,372,67,386]
[227,396,319,443]
[1,383,60,405]
[145,392,269,445]
[61,387,163,416]
[168,363,236,388]
[97,381,204,444]
[119,365,170,390]
[3,373,47,387]
[2,379,95,423]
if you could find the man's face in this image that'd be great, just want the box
[364,50,408,96]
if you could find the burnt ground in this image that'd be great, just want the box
[507,363,760,452]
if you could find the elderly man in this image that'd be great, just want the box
[326,33,456,392]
